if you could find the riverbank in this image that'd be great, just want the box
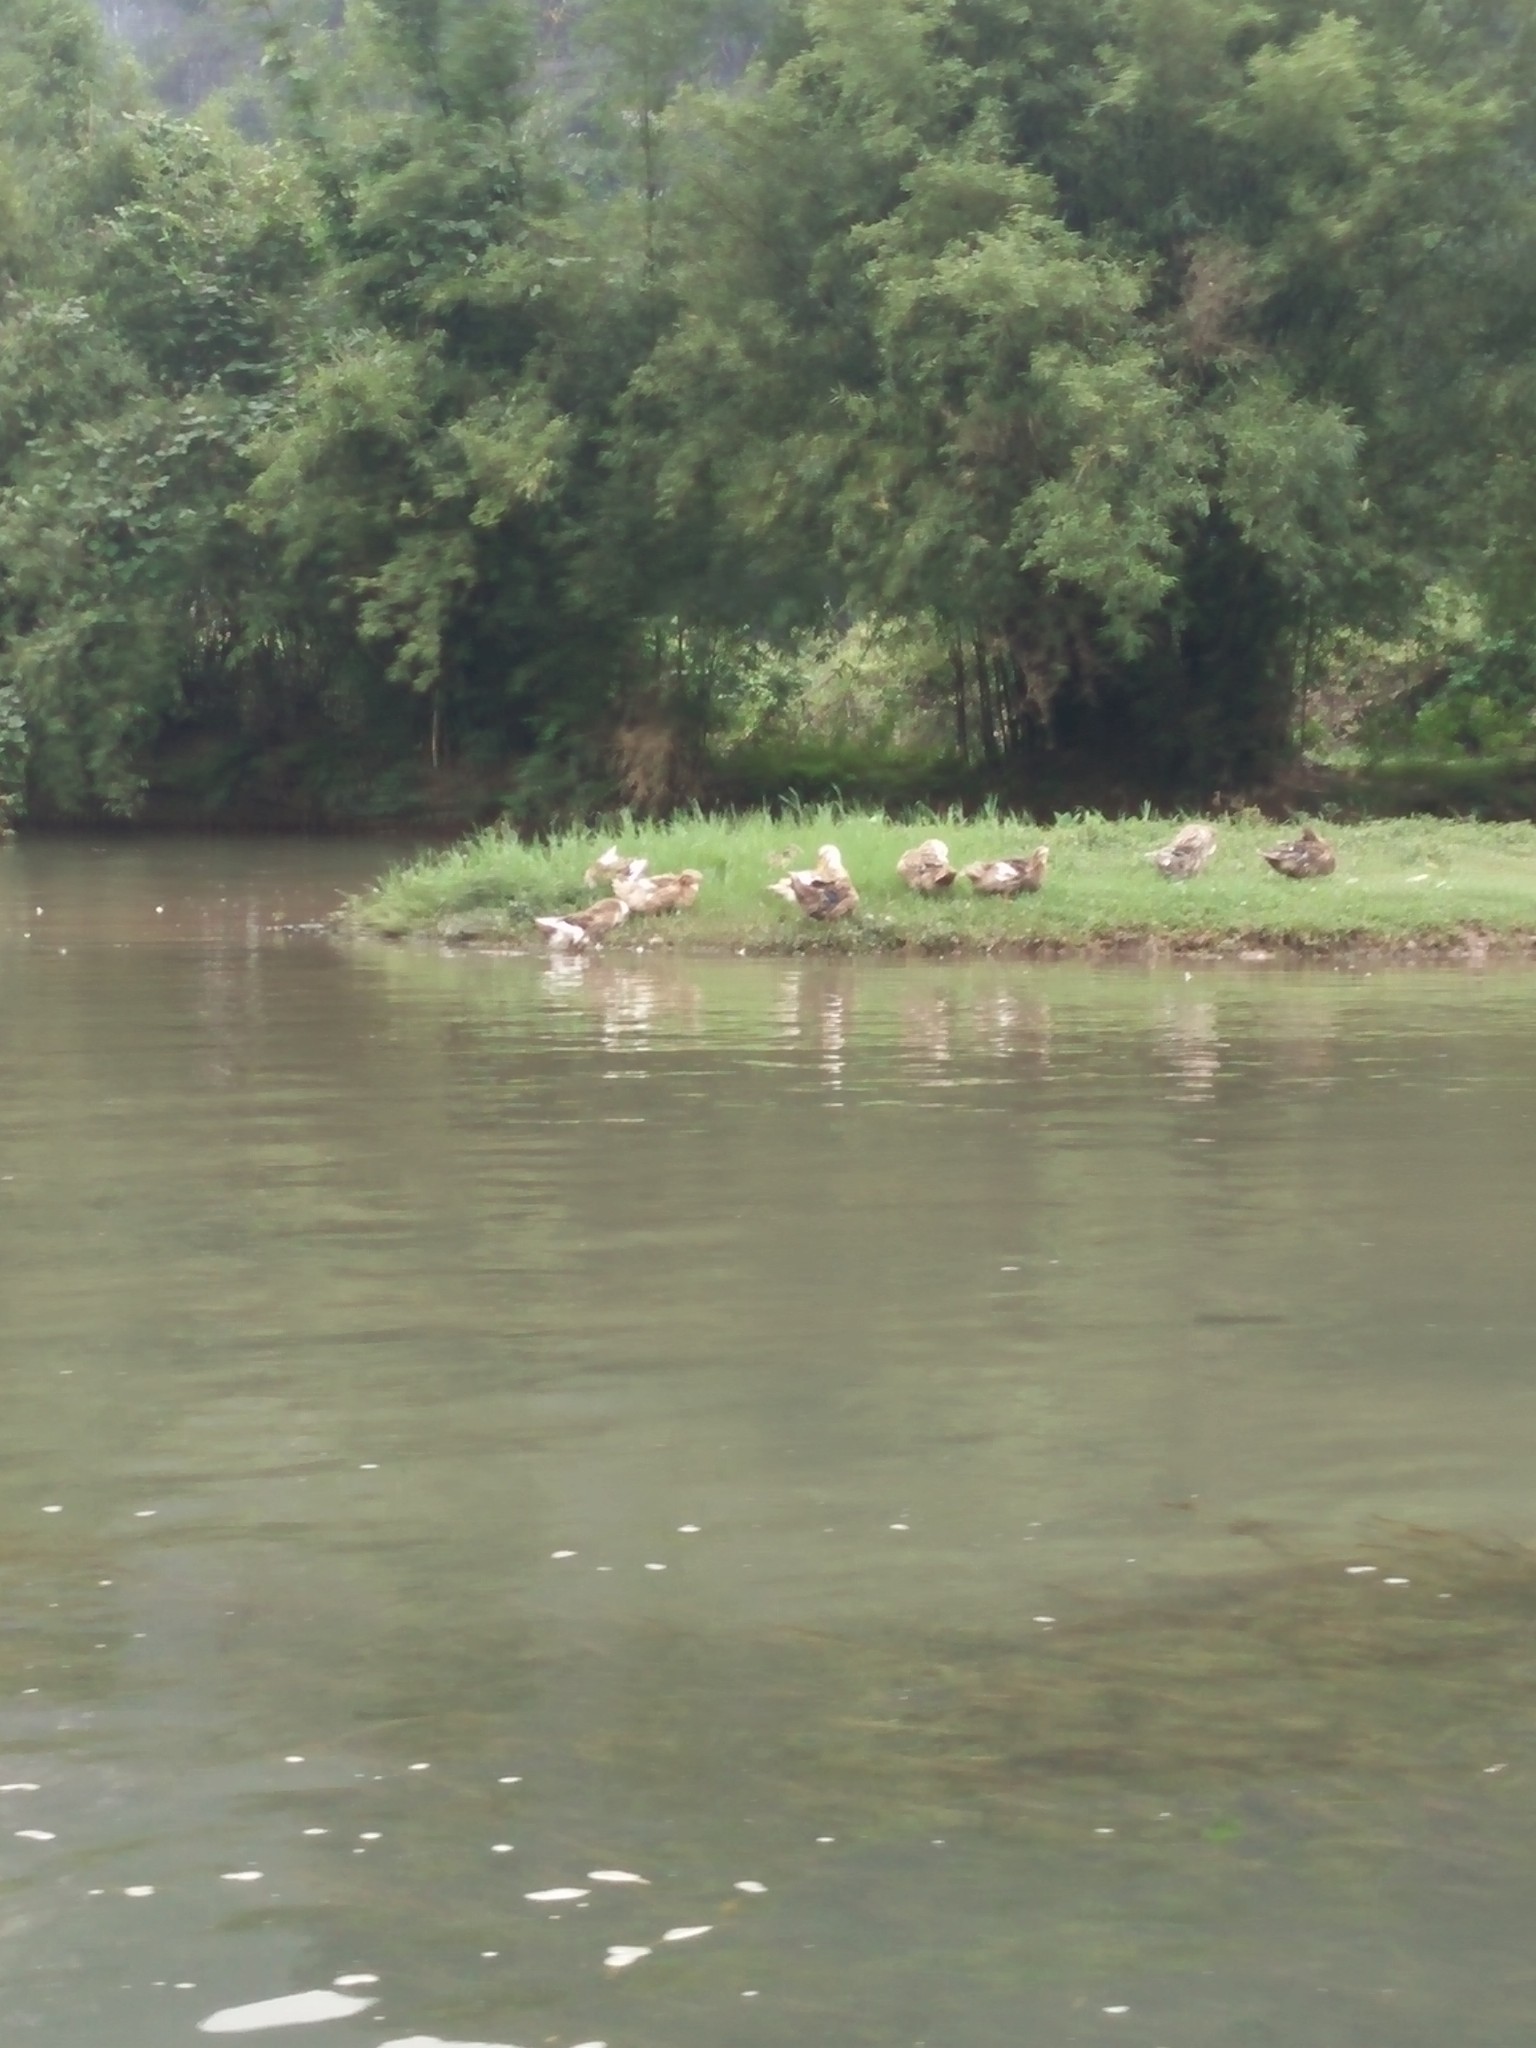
[342,810,1536,960]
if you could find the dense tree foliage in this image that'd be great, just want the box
[2,0,1535,820]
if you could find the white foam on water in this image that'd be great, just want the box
[525,1887,588,1901]
[123,1885,155,1897]
[42,1505,62,1514]
[497,1777,522,1785]
[303,1829,328,1836]
[644,1563,667,1571]
[333,1975,378,1986]
[15,1829,55,1841]
[198,1989,375,2031]
[491,1844,513,1854]
[1345,1565,1377,1575]
[734,1881,767,1893]
[550,1550,577,1560]
[221,1871,263,1882]
[662,1926,712,1942]
[677,1525,700,1534]
[1,1784,40,1792]
[604,1946,650,1969]
[588,1870,648,1884]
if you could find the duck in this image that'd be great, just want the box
[961,848,1050,896]
[612,859,704,913]
[533,896,631,952]
[768,846,858,920]
[896,838,957,893]
[583,844,636,889]
[1261,825,1336,880]
[769,871,860,920]
[1148,823,1217,880]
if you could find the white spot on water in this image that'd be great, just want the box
[662,1926,712,1942]
[815,1836,834,1843]
[1345,1565,1377,1575]
[284,1757,306,1764]
[333,1975,378,1986]
[889,1523,909,1532]
[644,1563,667,1571]
[303,1828,328,1836]
[497,1777,522,1785]
[551,1550,577,1560]
[198,1990,377,2032]
[42,1505,62,1514]
[1094,1828,1115,1836]
[123,1886,155,1897]
[359,1832,381,1841]
[525,1887,588,1902]
[1,1784,40,1792]
[375,2037,524,2048]
[604,1946,650,1970]
[677,1525,700,1534]
[15,1829,55,1841]
[134,1509,157,1518]
[1032,1616,1055,1625]
[491,1844,514,1854]
[588,1870,648,1884]
[221,1871,263,1882]
[409,1762,430,1771]
[1384,1577,1410,1586]
[1484,1763,1509,1774]
[1103,2005,1130,2015]
[734,1880,767,1893]
[360,1464,379,1471]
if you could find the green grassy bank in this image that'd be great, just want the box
[344,809,1536,957]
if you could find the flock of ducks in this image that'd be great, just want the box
[531,823,1336,950]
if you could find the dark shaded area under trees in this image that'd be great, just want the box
[3,0,1536,828]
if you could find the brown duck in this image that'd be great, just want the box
[533,897,631,952]
[962,848,1050,896]
[1149,823,1217,880]
[769,845,858,920]
[613,860,704,913]
[583,844,636,888]
[1261,825,1335,880]
[896,838,958,893]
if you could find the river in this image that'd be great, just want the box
[3,836,1536,2047]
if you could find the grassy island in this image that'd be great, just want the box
[346,809,1536,960]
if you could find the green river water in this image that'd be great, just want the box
[2,837,1536,2047]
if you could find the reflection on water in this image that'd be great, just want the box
[3,840,1536,2046]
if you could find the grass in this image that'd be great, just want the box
[342,805,1536,957]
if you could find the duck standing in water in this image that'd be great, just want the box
[961,848,1050,896]
[1261,825,1336,879]
[533,896,631,952]
[896,838,958,893]
[769,845,859,921]
[613,859,704,914]
[1148,823,1218,879]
